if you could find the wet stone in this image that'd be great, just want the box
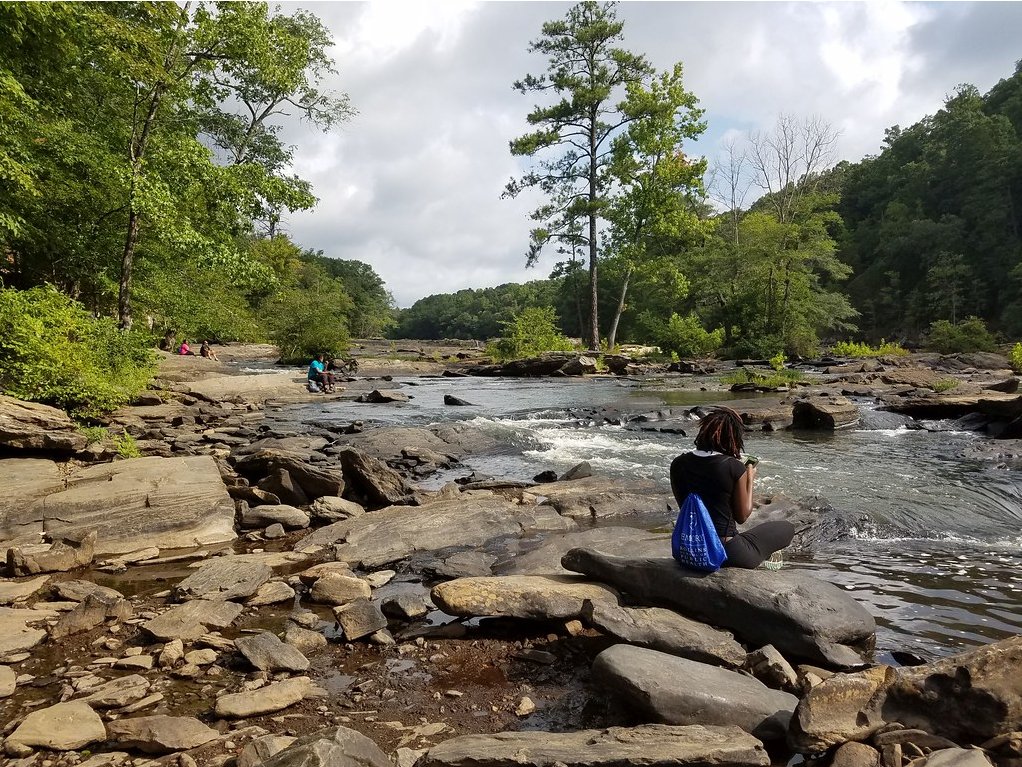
[235,631,310,673]
[333,598,388,641]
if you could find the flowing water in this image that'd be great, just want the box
[281,375,1022,661]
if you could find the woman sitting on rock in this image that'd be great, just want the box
[670,407,794,568]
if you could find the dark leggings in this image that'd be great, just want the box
[723,520,796,569]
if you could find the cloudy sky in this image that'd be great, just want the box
[277,1,1022,307]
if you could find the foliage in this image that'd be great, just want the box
[302,253,394,337]
[769,352,786,371]
[505,1,656,348]
[112,432,142,459]
[79,426,108,445]
[0,286,156,418]
[259,262,353,363]
[720,367,805,388]
[645,313,723,359]
[487,307,576,361]
[932,377,961,393]
[925,317,998,354]
[839,67,1022,338]
[1012,342,1022,372]
[831,340,908,357]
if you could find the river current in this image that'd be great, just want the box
[279,374,1022,661]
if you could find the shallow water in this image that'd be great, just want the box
[285,375,1022,659]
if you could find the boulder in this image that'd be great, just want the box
[235,631,310,673]
[260,726,391,767]
[310,574,372,605]
[831,742,881,767]
[240,504,310,530]
[916,749,995,767]
[431,575,619,621]
[362,389,410,403]
[7,530,96,575]
[238,734,297,767]
[233,450,345,500]
[335,448,410,508]
[284,624,328,655]
[214,676,325,718]
[309,496,365,523]
[298,496,533,568]
[592,644,797,741]
[443,395,474,406]
[381,594,429,621]
[246,580,296,606]
[528,476,669,519]
[50,592,132,639]
[792,397,860,430]
[581,600,746,668]
[333,598,388,641]
[174,558,272,601]
[0,574,51,604]
[52,580,123,603]
[0,395,88,452]
[0,664,16,697]
[497,528,667,576]
[419,724,769,767]
[75,675,152,709]
[557,356,598,376]
[142,599,244,641]
[0,455,235,556]
[7,701,106,751]
[789,666,894,752]
[558,461,593,481]
[257,469,310,507]
[562,549,875,668]
[0,605,55,655]
[745,645,800,692]
[106,715,218,753]
[793,636,1022,752]
[884,635,1022,744]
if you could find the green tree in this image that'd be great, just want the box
[489,307,576,361]
[505,1,654,350]
[603,63,709,349]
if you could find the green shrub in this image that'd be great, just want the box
[769,351,786,372]
[112,432,141,458]
[79,426,108,445]
[652,313,724,359]
[932,377,960,393]
[926,317,997,354]
[831,340,909,358]
[487,307,575,361]
[0,285,156,418]
[1011,342,1022,373]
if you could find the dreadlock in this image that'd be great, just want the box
[694,407,746,459]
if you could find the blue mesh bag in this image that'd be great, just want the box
[671,492,727,572]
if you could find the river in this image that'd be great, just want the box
[276,374,1022,662]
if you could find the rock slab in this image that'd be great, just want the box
[419,724,770,767]
[8,701,106,750]
[106,715,218,754]
[235,631,310,673]
[562,548,875,668]
[432,575,619,621]
[592,644,798,741]
[262,725,391,767]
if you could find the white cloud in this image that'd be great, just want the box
[272,1,1022,307]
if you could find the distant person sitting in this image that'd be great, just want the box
[308,354,335,393]
[200,340,220,361]
[178,340,194,356]
[159,329,176,352]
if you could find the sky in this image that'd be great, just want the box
[275,1,1022,308]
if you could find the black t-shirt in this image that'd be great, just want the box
[670,452,747,539]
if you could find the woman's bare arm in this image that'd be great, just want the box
[732,464,756,524]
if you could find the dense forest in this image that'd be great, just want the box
[2,2,1021,417]
[396,55,1022,358]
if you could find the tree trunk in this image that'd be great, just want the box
[606,265,632,352]
[117,211,142,330]
[587,106,600,352]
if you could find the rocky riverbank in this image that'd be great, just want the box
[0,343,1020,767]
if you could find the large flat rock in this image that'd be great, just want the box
[526,476,669,519]
[186,371,307,404]
[0,456,236,556]
[582,600,746,668]
[0,395,87,452]
[562,549,875,668]
[261,725,391,767]
[142,599,244,641]
[497,528,667,576]
[297,496,540,568]
[592,645,797,741]
[175,558,272,601]
[419,724,769,767]
[0,605,55,655]
[431,575,619,621]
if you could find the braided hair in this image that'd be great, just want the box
[694,407,746,459]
